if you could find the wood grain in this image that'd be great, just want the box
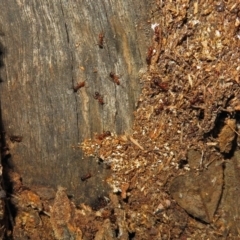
[0,0,151,204]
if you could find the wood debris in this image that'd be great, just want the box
[81,0,240,238]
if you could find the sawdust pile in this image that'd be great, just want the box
[81,0,240,239]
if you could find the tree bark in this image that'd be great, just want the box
[0,0,151,204]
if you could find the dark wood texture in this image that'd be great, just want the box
[0,0,151,204]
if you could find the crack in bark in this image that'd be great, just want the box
[60,1,80,141]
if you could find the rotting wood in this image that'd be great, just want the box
[0,0,151,205]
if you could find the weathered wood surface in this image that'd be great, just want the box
[0,0,151,204]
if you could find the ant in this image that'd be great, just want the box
[151,77,169,91]
[146,46,154,65]
[96,131,111,140]
[154,25,160,42]
[152,76,161,86]
[73,81,85,92]
[109,72,120,85]
[81,172,92,181]
[189,94,204,105]
[93,92,104,105]
[10,135,23,143]
[98,32,104,48]
[154,104,164,115]
[158,82,169,91]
